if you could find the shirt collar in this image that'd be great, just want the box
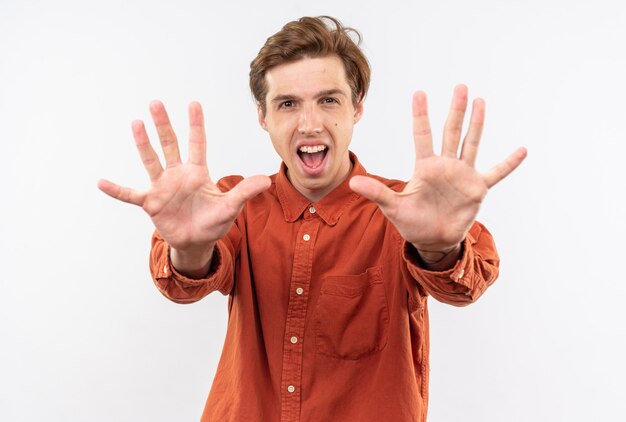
[275,151,367,226]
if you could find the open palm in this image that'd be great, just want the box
[98,101,270,254]
[350,85,527,254]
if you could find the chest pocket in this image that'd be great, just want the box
[313,266,389,360]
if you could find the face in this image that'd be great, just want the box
[258,55,363,202]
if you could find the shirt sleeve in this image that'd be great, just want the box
[147,175,245,304]
[149,231,236,304]
[402,221,500,307]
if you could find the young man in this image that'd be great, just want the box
[99,16,526,422]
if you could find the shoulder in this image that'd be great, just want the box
[351,152,406,193]
[363,172,406,193]
[216,173,280,191]
[216,174,280,203]
[216,175,244,192]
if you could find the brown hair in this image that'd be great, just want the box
[250,16,371,115]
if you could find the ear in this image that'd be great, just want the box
[257,103,268,131]
[353,99,364,124]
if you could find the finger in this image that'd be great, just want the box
[97,179,146,206]
[460,98,486,167]
[149,100,182,167]
[349,175,397,211]
[132,120,164,180]
[442,84,468,158]
[226,175,272,208]
[188,101,207,166]
[412,91,434,159]
[483,147,528,188]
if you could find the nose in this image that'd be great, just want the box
[298,105,322,135]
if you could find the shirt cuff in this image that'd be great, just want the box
[402,228,490,305]
[151,239,233,298]
[403,237,471,283]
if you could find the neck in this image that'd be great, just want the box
[289,158,354,203]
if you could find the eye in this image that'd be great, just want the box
[321,97,338,105]
[279,100,294,109]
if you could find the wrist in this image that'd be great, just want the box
[170,242,216,278]
[415,244,460,264]
[413,243,463,271]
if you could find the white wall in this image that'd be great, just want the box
[1,0,625,420]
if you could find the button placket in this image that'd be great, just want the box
[279,218,320,421]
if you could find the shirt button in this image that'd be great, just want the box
[303,234,311,241]
[296,287,304,295]
[287,385,296,393]
[290,336,298,344]
[309,206,316,214]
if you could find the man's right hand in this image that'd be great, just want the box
[98,101,271,277]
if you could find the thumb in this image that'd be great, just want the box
[227,175,272,206]
[349,175,397,210]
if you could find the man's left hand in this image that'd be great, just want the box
[349,85,527,266]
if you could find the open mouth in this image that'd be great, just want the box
[297,145,328,170]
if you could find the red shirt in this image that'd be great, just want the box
[150,153,500,422]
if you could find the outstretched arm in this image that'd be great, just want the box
[350,85,526,271]
[98,101,270,278]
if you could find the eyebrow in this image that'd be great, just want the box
[270,89,348,104]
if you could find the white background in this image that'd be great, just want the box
[2,0,625,421]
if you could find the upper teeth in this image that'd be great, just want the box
[299,145,326,153]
